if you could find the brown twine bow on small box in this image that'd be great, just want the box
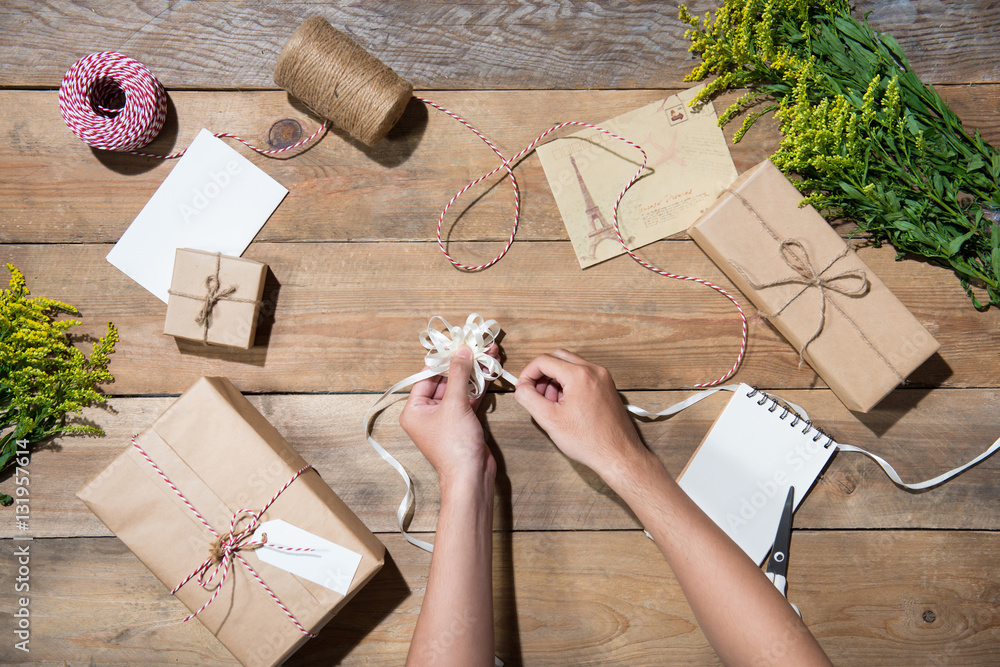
[725,189,903,380]
[168,252,261,344]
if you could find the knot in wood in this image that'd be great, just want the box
[269,119,303,149]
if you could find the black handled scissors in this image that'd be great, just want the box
[766,486,800,617]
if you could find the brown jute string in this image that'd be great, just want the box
[167,253,261,344]
[725,188,903,379]
[274,17,413,146]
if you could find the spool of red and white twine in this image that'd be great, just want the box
[58,51,326,159]
[58,51,167,152]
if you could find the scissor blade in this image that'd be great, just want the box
[766,486,795,579]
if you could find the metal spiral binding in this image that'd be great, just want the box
[745,387,835,448]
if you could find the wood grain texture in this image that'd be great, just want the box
[2,389,997,540]
[1,0,998,664]
[4,240,997,395]
[1,1,998,89]
[2,84,998,245]
[1,531,997,665]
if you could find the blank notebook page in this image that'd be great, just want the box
[676,384,836,565]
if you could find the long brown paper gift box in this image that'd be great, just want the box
[689,160,939,412]
[77,377,385,667]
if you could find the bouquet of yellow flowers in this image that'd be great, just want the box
[0,264,117,505]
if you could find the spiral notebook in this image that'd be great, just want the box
[676,384,837,565]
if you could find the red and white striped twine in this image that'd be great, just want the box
[131,436,316,636]
[420,99,748,386]
[59,52,167,152]
[58,52,327,159]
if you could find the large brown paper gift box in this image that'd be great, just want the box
[77,377,385,667]
[689,160,939,412]
[164,248,266,349]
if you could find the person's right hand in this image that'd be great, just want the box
[513,349,648,478]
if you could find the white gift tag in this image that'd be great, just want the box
[250,519,363,596]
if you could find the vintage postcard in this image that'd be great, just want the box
[538,86,738,268]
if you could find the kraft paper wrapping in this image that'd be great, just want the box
[164,248,266,349]
[77,377,385,667]
[689,161,939,412]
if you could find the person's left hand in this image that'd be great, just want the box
[399,345,498,486]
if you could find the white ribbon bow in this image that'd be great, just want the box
[419,314,517,398]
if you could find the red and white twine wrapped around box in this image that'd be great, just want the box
[130,436,317,635]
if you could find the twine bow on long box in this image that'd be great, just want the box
[688,160,939,412]
[725,189,895,374]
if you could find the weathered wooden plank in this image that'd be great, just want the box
[2,388,997,539]
[2,85,998,245]
[1,1,997,89]
[1,531,997,664]
[4,241,996,394]
[0,89,664,244]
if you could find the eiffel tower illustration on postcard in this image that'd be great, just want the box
[569,154,635,263]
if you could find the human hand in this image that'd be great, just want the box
[513,349,649,481]
[399,345,498,487]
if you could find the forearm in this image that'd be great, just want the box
[606,449,831,667]
[406,468,495,667]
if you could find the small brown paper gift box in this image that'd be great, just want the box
[689,160,939,412]
[77,377,385,667]
[164,248,266,349]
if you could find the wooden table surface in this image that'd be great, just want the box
[2,1,999,664]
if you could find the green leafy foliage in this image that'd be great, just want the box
[0,264,118,505]
[681,0,1000,307]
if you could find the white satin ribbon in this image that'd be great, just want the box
[367,317,1000,555]
[638,387,1000,544]
[626,385,740,418]
[834,438,1000,490]
[364,314,518,553]
[632,385,1000,493]
[749,391,1000,491]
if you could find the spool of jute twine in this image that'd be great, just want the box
[274,17,413,146]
